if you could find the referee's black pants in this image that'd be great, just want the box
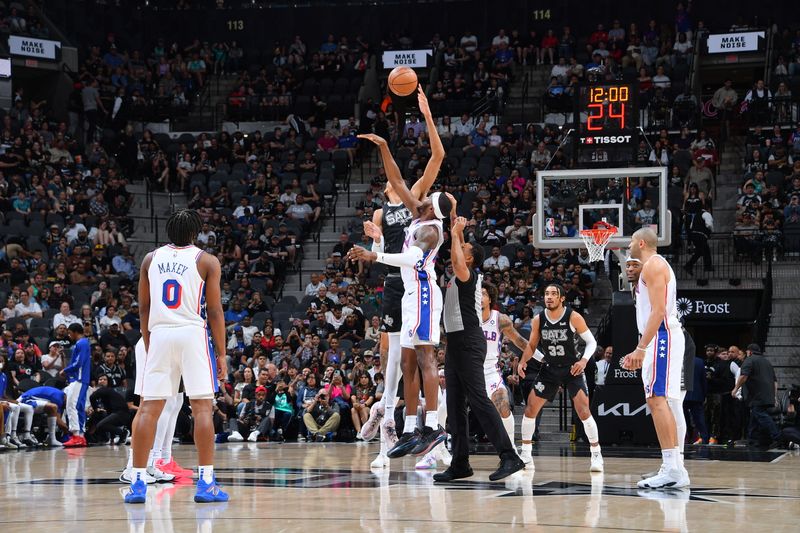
[445,332,516,469]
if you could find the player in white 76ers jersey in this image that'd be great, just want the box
[349,171,455,461]
[481,283,530,445]
[126,209,229,505]
[622,227,689,489]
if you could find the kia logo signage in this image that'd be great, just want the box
[597,402,652,417]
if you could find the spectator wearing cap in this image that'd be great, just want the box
[98,322,130,352]
[229,385,273,442]
[732,344,780,448]
[122,302,140,331]
[41,341,66,379]
[53,302,81,330]
[303,388,341,442]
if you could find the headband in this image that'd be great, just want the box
[625,257,642,264]
[431,192,446,220]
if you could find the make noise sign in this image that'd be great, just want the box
[382,49,431,69]
[707,31,764,54]
[8,35,61,60]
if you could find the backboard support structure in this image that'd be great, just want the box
[533,166,671,290]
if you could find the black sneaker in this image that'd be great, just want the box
[387,429,421,458]
[410,425,447,456]
[488,456,526,481]
[433,466,474,482]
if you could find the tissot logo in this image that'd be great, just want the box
[579,135,632,145]
[597,402,651,417]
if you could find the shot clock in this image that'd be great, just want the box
[573,83,639,165]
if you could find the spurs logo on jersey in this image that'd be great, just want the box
[538,308,578,364]
[384,205,412,226]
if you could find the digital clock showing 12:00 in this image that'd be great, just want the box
[581,84,634,132]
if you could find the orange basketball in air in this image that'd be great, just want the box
[388,66,418,97]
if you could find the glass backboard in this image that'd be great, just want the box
[533,167,671,250]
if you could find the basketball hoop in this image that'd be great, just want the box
[580,221,618,263]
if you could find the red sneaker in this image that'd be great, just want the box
[160,458,194,478]
[63,436,85,448]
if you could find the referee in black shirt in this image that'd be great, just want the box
[433,216,525,482]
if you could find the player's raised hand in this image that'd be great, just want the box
[570,358,588,376]
[417,87,431,117]
[363,220,383,242]
[357,133,387,147]
[452,216,467,235]
[348,245,376,263]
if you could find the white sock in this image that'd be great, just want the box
[384,404,395,426]
[162,392,182,462]
[661,448,676,469]
[126,448,134,470]
[148,449,160,468]
[521,415,537,444]
[404,415,417,434]
[521,442,532,453]
[501,414,515,444]
[198,465,214,484]
[424,410,438,429]
[673,446,683,468]
[47,417,57,441]
[582,416,600,451]
[132,467,147,483]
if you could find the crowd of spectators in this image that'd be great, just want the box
[735,123,800,260]
[539,5,699,128]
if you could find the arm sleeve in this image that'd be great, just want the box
[370,238,384,254]
[579,329,598,361]
[375,246,424,269]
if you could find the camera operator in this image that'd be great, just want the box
[302,389,341,442]
[231,386,273,442]
[780,386,800,448]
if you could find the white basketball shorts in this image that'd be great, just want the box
[400,279,442,349]
[641,324,684,401]
[484,368,506,399]
[141,325,218,399]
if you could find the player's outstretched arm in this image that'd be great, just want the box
[200,253,228,381]
[499,313,529,351]
[358,133,421,216]
[410,88,444,201]
[569,311,598,376]
[450,216,470,282]
[365,208,384,252]
[518,315,544,378]
[138,252,153,352]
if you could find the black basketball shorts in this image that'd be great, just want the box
[522,363,588,403]
[380,275,404,333]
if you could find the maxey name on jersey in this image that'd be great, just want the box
[157,262,191,276]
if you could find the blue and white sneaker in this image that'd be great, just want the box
[194,477,229,503]
[124,479,147,504]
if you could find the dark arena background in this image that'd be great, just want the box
[1,0,799,531]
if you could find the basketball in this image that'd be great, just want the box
[388,66,418,96]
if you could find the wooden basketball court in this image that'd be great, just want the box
[1,443,798,532]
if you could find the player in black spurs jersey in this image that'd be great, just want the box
[517,284,604,473]
[356,88,443,469]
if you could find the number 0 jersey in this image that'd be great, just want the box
[148,244,207,330]
[537,307,578,367]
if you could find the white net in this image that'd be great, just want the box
[580,227,616,263]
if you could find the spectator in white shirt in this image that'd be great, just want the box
[14,292,42,327]
[99,305,123,332]
[482,247,510,271]
[652,66,671,89]
[453,114,473,137]
[460,31,478,53]
[491,29,509,48]
[52,302,81,329]
[41,342,67,378]
[550,57,569,84]
[305,273,324,296]
[64,217,88,243]
[595,346,613,386]
[232,197,252,218]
